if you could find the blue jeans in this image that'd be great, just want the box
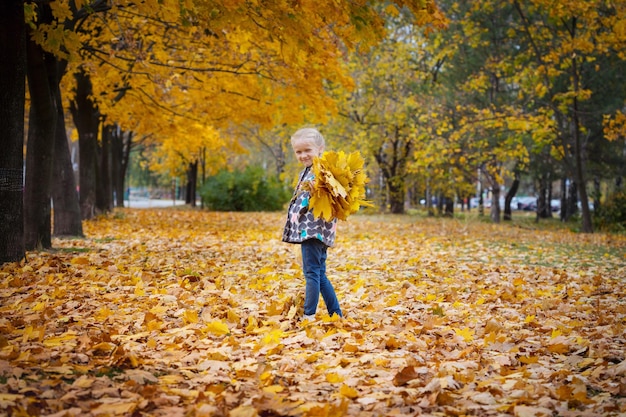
[301,239,342,317]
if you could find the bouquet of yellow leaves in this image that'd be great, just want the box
[302,150,373,221]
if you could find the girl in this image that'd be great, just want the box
[282,127,343,321]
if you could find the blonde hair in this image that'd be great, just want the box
[291,127,326,148]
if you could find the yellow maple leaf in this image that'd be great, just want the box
[551,328,562,338]
[230,405,258,417]
[134,280,145,296]
[326,372,344,383]
[183,309,199,325]
[261,329,285,345]
[70,257,90,265]
[92,402,137,416]
[454,327,475,342]
[310,191,335,222]
[205,320,229,336]
[246,316,258,333]
[519,355,539,364]
[483,331,497,345]
[43,333,77,348]
[339,384,359,398]
[263,385,284,393]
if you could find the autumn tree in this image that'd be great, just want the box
[147,123,235,207]
[332,6,440,214]
[395,0,626,231]
[512,0,626,232]
[70,0,445,212]
[419,0,539,223]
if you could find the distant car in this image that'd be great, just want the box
[469,196,520,209]
[516,196,537,211]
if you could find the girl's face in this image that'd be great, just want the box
[292,138,324,167]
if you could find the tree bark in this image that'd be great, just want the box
[562,179,578,221]
[186,160,198,207]
[52,85,83,237]
[99,124,113,213]
[425,177,434,216]
[387,177,405,214]
[503,174,519,221]
[0,0,26,264]
[111,126,124,207]
[560,178,567,221]
[71,70,101,220]
[536,173,552,219]
[592,177,601,212]
[373,130,410,214]
[570,28,593,233]
[444,197,454,217]
[24,21,57,250]
[490,183,501,223]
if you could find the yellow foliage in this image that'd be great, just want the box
[339,384,359,398]
[305,151,373,221]
[454,327,475,342]
[325,372,344,383]
[604,111,626,142]
[205,320,230,336]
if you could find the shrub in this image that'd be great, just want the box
[200,166,290,212]
[594,191,626,233]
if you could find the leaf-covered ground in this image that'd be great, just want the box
[1,210,625,417]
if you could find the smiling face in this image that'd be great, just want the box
[291,137,324,167]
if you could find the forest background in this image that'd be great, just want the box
[1,0,626,263]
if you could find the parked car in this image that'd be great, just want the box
[470,196,521,209]
[516,196,537,211]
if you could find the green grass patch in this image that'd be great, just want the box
[94,237,116,243]
[55,247,91,253]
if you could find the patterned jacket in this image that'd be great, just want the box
[282,166,337,247]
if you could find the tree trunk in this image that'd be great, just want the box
[436,191,444,215]
[200,146,206,209]
[186,160,198,207]
[425,177,434,216]
[24,22,57,250]
[592,177,601,212]
[444,197,454,217]
[560,178,567,221]
[478,169,485,217]
[563,179,578,221]
[536,173,551,219]
[490,184,501,223]
[503,174,520,221]
[0,0,26,264]
[374,133,409,215]
[52,82,83,237]
[99,124,113,213]
[387,177,405,214]
[111,125,123,207]
[570,21,593,233]
[110,127,132,208]
[71,70,101,220]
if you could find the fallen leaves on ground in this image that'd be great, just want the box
[1,210,625,416]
